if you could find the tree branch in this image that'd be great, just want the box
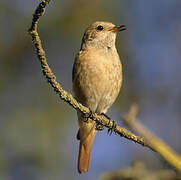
[123,104,181,172]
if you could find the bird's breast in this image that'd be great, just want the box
[72,48,122,113]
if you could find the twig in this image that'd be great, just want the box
[123,104,181,172]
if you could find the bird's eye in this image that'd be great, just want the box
[96,25,104,31]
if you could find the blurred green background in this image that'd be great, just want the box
[0,0,181,179]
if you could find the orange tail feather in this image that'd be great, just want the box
[78,129,96,173]
[78,141,91,173]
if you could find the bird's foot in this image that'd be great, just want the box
[107,120,117,136]
[95,113,111,131]
[82,108,95,123]
[100,113,115,135]
[95,122,104,131]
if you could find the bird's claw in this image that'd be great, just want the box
[100,113,116,135]
[95,112,110,131]
[107,120,117,136]
[82,108,95,122]
[95,123,104,131]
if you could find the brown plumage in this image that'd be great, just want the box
[72,21,126,173]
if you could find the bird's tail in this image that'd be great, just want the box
[77,121,97,173]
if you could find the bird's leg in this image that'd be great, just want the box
[101,113,111,120]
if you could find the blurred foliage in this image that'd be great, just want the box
[100,161,181,180]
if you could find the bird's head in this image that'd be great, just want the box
[81,21,126,50]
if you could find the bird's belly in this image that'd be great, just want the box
[96,65,122,113]
[73,60,122,114]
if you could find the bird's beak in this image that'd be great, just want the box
[109,25,126,33]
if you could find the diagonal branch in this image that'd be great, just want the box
[123,104,181,172]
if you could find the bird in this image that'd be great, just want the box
[72,21,126,173]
